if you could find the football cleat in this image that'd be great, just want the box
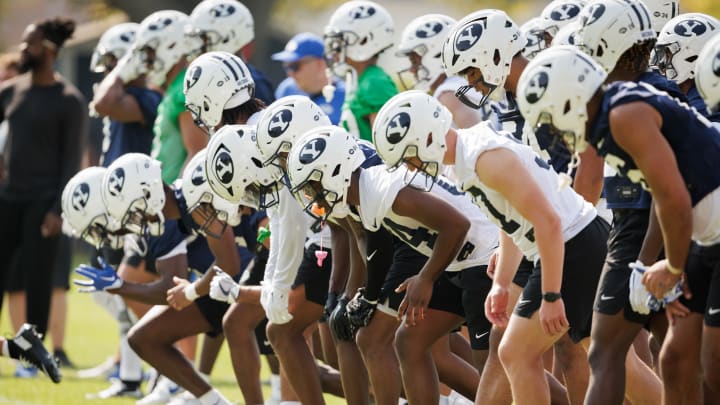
[11,324,61,383]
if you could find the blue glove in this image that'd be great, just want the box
[74,257,123,293]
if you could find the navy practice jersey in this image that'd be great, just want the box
[603,70,686,210]
[125,220,186,274]
[589,81,720,207]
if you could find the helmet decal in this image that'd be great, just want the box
[386,112,411,145]
[584,3,606,26]
[416,22,444,39]
[674,19,708,37]
[107,168,125,197]
[268,109,293,138]
[551,4,582,21]
[349,5,376,19]
[210,4,236,18]
[455,23,483,52]
[524,70,550,104]
[71,183,91,211]
[298,138,327,164]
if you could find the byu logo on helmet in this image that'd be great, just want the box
[186,66,203,90]
[213,145,235,185]
[119,31,135,43]
[551,4,581,21]
[108,168,125,197]
[149,17,173,31]
[349,5,376,19]
[674,19,707,37]
[299,138,327,164]
[191,163,205,186]
[524,71,549,104]
[210,4,236,18]
[268,109,292,138]
[72,183,91,211]
[416,22,444,38]
[584,4,606,26]
[455,23,483,51]
[386,112,411,145]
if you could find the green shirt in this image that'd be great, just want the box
[151,69,187,184]
[341,65,398,142]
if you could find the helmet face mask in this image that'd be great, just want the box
[291,170,340,222]
[397,14,457,91]
[91,23,139,73]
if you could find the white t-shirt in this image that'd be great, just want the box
[358,165,498,271]
[265,187,310,290]
[453,122,596,261]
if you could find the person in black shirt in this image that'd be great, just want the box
[0,17,87,338]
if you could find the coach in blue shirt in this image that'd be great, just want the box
[272,32,345,124]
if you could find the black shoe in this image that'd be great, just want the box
[12,324,62,383]
[53,349,76,369]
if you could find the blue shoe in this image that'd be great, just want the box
[14,363,38,378]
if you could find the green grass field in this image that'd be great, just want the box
[0,287,346,404]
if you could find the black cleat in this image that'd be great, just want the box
[53,349,76,369]
[12,324,62,383]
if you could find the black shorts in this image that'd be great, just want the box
[448,266,493,350]
[595,209,651,324]
[194,295,229,337]
[513,258,534,288]
[255,317,274,355]
[681,242,720,327]
[515,216,609,342]
[377,244,464,317]
[292,244,332,306]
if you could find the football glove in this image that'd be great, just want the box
[329,295,356,342]
[209,269,240,305]
[346,287,377,328]
[74,257,123,293]
[261,283,293,325]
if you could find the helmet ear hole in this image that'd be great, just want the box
[426,132,433,148]
[251,157,263,168]
[331,164,341,177]
[493,49,501,66]
[563,100,571,115]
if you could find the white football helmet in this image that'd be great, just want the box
[183,51,255,133]
[188,0,254,55]
[642,0,680,34]
[441,9,524,108]
[91,22,140,73]
[396,14,457,91]
[575,0,656,73]
[255,96,332,172]
[521,17,550,59]
[324,1,394,74]
[287,125,365,221]
[539,0,588,38]
[205,124,283,209]
[653,13,720,84]
[177,149,240,238]
[552,21,581,46]
[62,167,116,248]
[131,10,198,87]
[696,33,720,114]
[372,90,453,188]
[517,45,607,155]
[102,153,166,236]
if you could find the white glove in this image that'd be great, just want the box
[209,269,240,305]
[629,261,654,314]
[262,284,293,325]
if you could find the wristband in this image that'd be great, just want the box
[184,283,199,301]
[666,261,683,275]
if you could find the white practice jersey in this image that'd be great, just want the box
[454,122,596,261]
[358,165,499,271]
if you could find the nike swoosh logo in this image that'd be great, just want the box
[517,299,532,305]
[263,340,271,347]
[709,308,720,315]
[367,249,377,262]
[600,295,614,301]
[219,284,231,296]
[475,331,489,339]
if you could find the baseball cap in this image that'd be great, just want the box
[271,32,324,63]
